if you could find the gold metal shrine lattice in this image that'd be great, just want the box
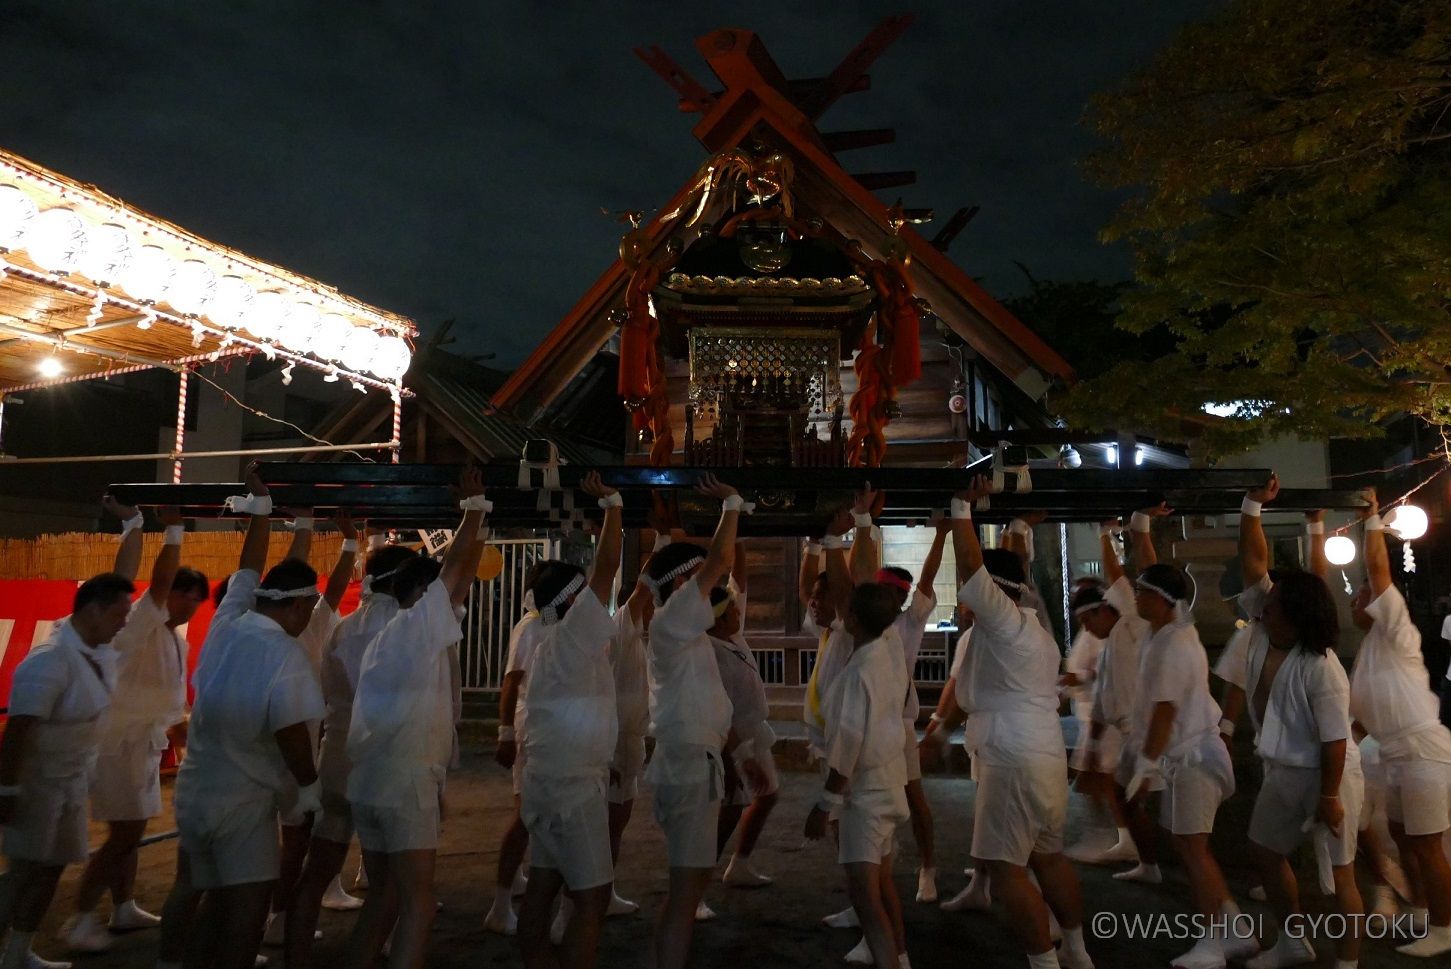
[687,327,841,419]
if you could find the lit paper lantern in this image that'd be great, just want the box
[246,291,289,340]
[275,301,320,354]
[0,184,38,249]
[339,325,380,373]
[1324,535,1356,566]
[209,275,256,329]
[120,244,175,303]
[78,223,133,285]
[312,313,354,360]
[1384,504,1428,541]
[370,334,411,380]
[168,259,218,316]
[24,207,88,273]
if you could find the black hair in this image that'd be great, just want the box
[391,556,442,605]
[1137,563,1190,603]
[645,542,706,603]
[74,572,135,614]
[256,558,319,607]
[850,584,899,640]
[366,545,419,597]
[981,548,1026,599]
[1273,570,1340,656]
[811,571,830,594]
[172,567,209,599]
[709,585,732,609]
[1071,585,1113,615]
[881,566,913,585]
[1072,575,1106,591]
[529,560,586,616]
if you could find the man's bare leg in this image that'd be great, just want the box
[653,868,712,969]
[986,860,1053,957]
[343,850,399,968]
[844,861,897,969]
[157,846,200,965]
[383,849,436,969]
[194,881,273,969]
[486,800,529,933]
[904,781,936,900]
[285,837,350,969]
[560,883,611,969]
[517,865,563,969]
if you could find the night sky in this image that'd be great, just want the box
[0,0,1220,365]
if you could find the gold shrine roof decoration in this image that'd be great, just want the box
[0,148,416,393]
[687,326,842,420]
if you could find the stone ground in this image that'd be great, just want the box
[30,751,1435,969]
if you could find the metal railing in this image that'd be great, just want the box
[752,648,786,686]
[459,537,553,692]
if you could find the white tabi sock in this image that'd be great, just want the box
[1027,949,1060,969]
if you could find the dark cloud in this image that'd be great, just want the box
[0,0,1220,364]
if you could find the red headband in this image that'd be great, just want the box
[875,569,912,593]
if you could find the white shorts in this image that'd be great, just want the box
[1071,724,1124,774]
[902,720,923,783]
[971,758,1069,865]
[3,775,89,866]
[522,775,614,891]
[653,780,721,869]
[91,731,166,821]
[608,734,646,805]
[839,787,909,865]
[1383,756,1451,837]
[1160,741,1235,836]
[176,797,280,889]
[353,793,442,854]
[1250,762,1363,865]
[313,791,354,846]
[729,722,781,807]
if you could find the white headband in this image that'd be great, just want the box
[643,555,705,604]
[1073,601,1106,618]
[1136,575,1197,621]
[360,561,408,598]
[255,585,319,601]
[1134,578,1179,605]
[991,574,1028,595]
[539,573,587,625]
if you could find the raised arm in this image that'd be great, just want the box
[824,507,854,621]
[580,471,623,606]
[103,494,145,581]
[849,483,881,587]
[1130,501,1170,570]
[1004,511,1045,567]
[146,506,185,605]
[1239,473,1279,586]
[916,517,950,595]
[441,467,488,605]
[730,540,748,594]
[1360,489,1391,597]
[691,473,743,596]
[949,475,995,578]
[798,538,821,608]
[320,512,359,610]
[285,506,315,563]
[239,461,273,575]
[1100,520,1126,584]
[1305,510,1328,580]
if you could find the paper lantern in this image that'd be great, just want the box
[1324,536,1355,566]
[78,223,133,285]
[370,334,411,380]
[210,275,256,329]
[246,291,289,340]
[121,245,174,303]
[339,325,380,373]
[0,184,37,249]
[1385,504,1428,541]
[312,313,354,360]
[476,545,505,581]
[24,207,88,273]
[168,259,218,316]
[275,301,320,354]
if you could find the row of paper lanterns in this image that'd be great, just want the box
[1323,504,1428,565]
[0,184,410,381]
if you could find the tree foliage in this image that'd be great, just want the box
[1056,0,1451,454]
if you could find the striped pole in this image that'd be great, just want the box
[173,367,189,483]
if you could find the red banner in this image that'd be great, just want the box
[1,579,362,711]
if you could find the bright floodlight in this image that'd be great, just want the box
[1324,536,1356,566]
[37,356,64,378]
[1385,504,1428,541]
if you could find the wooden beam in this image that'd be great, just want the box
[820,128,896,153]
[635,45,717,113]
[684,75,872,113]
[799,15,914,120]
[931,206,978,252]
[851,170,916,190]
